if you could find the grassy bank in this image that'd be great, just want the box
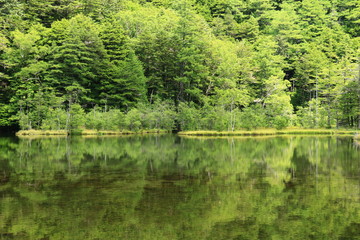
[80,129,169,135]
[16,130,69,136]
[16,129,170,136]
[178,128,359,136]
[16,128,359,137]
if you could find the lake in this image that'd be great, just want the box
[0,135,359,239]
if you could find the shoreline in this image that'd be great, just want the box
[15,129,170,136]
[178,129,359,136]
[14,128,360,137]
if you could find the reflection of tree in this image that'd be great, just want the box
[0,136,359,239]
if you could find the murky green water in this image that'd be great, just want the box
[0,135,359,240]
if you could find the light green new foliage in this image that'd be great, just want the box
[85,108,128,131]
[296,99,331,128]
[148,100,177,130]
[85,107,105,130]
[0,0,26,30]
[216,87,250,131]
[5,27,49,116]
[1,0,360,131]
[125,108,142,131]
[68,103,85,131]
[200,104,228,131]
[40,107,67,130]
[177,102,201,131]
[238,105,267,130]
[266,2,303,58]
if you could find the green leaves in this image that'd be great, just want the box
[0,0,360,129]
[101,50,147,109]
[46,15,108,104]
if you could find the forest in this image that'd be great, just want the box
[0,0,360,132]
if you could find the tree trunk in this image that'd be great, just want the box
[315,75,318,128]
[327,86,331,128]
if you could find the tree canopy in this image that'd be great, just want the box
[1,0,360,131]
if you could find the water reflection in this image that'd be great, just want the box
[0,135,359,239]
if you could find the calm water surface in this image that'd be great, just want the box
[0,135,359,239]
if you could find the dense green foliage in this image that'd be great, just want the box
[1,0,360,131]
